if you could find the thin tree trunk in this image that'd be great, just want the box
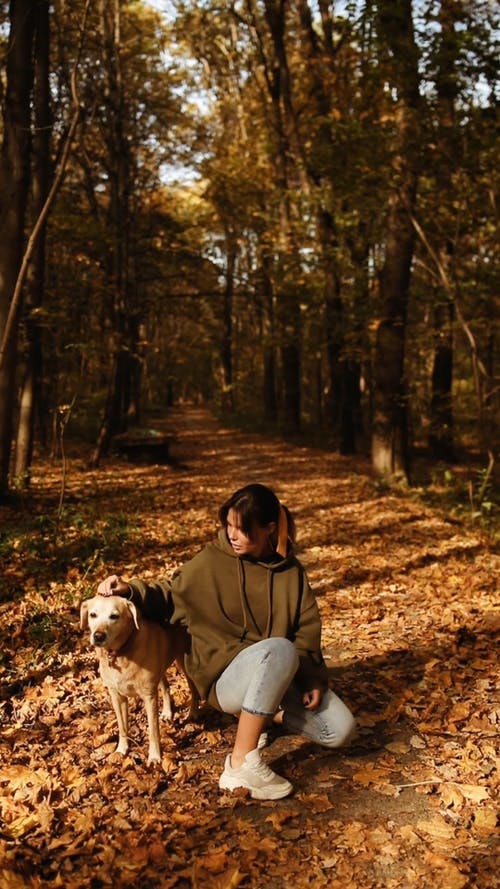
[252,0,302,434]
[428,0,460,461]
[14,0,52,484]
[260,252,278,423]
[371,0,421,480]
[429,297,455,460]
[221,227,236,413]
[0,0,36,497]
[296,0,361,451]
[91,0,135,466]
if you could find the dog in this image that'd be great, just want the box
[80,595,199,764]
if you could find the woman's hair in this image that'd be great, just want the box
[219,483,295,543]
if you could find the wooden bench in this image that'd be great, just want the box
[112,429,175,464]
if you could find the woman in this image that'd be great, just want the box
[97,483,355,800]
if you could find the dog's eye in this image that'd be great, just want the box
[89,611,97,618]
[110,613,120,620]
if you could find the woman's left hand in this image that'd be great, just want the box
[302,688,322,710]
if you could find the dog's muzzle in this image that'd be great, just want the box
[91,631,107,646]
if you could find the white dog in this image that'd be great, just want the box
[80,595,199,764]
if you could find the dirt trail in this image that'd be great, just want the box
[0,405,498,889]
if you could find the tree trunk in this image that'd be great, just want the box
[371,0,421,480]
[221,228,236,413]
[91,0,136,466]
[429,298,454,460]
[280,334,301,434]
[318,208,348,446]
[428,0,460,461]
[257,0,302,434]
[0,0,36,497]
[254,243,278,423]
[296,0,362,451]
[14,0,52,484]
[260,253,278,423]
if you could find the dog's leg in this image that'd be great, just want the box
[108,688,130,756]
[186,675,201,721]
[175,656,200,721]
[159,677,173,722]
[143,693,162,764]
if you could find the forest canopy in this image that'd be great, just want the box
[0,0,498,496]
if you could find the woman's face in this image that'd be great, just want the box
[226,508,275,559]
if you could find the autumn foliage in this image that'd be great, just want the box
[0,407,498,888]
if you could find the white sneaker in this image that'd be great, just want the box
[219,748,293,800]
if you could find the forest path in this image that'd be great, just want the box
[0,404,497,889]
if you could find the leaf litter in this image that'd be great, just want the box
[0,406,498,888]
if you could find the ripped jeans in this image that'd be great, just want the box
[215,637,355,748]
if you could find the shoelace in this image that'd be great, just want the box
[250,757,277,780]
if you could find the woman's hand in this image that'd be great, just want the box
[302,688,322,710]
[97,574,130,597]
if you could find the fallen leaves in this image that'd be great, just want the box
[0,406,498,888]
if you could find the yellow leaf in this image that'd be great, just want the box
[472,807,497,831]
[398,824,421,845]
[265,809,299,829]
[352,765,389,786]
[219,868,245,889]
[170,811,198,827]
[423,853,468,889]
[281,828,303,841]
[296,792,334,813]
[0,765,49,789]
[447,702,471,724]
[385,740,410,754]
[458,784,490,803]
[416,818,457,841]
[337,821,368,851]
[176,762,202,783]
[439,784,465,809]
[2,813,40,839]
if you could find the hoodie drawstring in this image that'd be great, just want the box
[237,558,274,641]
[237,559,248,642]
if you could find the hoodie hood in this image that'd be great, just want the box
[214,526,293,566]
[213,527,294,640]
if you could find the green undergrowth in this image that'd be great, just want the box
[411,460,499,542]
[0,506,134,602]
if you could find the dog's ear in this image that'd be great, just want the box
[126,600,141,630]
[80,599,91,630]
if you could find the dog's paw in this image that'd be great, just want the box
[147,752,162,766]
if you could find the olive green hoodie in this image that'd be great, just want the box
[129,528,328,710]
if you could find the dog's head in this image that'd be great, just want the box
[80,595,140,652]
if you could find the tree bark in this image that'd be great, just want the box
[91,0,137,466]
[371,0,421,480]
[259,251,278,423]
[296,0,361,451]
[14,0,52,484]
[428,0,460,461]
[0,0,36,496]
[258,0,302,434]
[221,227,236,413]
[429,298,455,460]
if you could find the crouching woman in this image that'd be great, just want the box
[98,483,355,799]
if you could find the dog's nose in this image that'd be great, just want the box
[92,631,107,645]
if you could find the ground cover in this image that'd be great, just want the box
[0,406,498,888]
